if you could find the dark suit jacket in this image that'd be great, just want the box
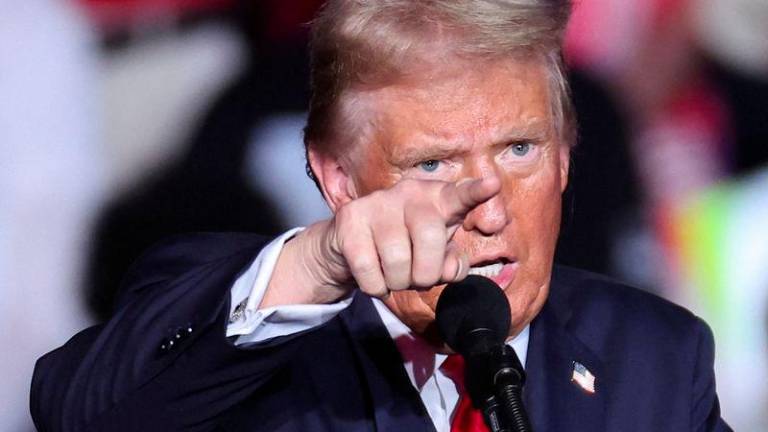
[31,233,731,431]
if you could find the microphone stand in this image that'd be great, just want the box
[491,345,532,432]
[434,275,531,431]
[480,394,508,432]
[466,351,509,432]
[466,345,531,432]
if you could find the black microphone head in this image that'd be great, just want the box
[435,275,511,355]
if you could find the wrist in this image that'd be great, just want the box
[261,221,349,308]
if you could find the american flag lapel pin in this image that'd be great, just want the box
[571,361,596,394]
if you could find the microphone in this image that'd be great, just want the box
[436,275,532,432]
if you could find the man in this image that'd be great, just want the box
[31,1,731,431]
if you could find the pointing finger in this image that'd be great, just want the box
[439,176,501,224]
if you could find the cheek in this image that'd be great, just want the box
[513,171,562,258]
[501,160,562,279]
[504,155,563,233]
[500,169,561,332]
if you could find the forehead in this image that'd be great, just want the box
[352,57,554,160]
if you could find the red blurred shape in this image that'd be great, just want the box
[78,0,235,32]
[263,0,325,42]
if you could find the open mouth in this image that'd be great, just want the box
[468,261,506,278]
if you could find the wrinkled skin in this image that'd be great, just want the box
[347,58,569,338]
[264,57,569,344]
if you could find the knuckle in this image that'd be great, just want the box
[367,189,387,203]
[416,225,446,245]
[348,256,378,275]
[334,204,356,227]
[338,238,356,257]
[387,279,410,291]
[405,201,436,219]
[412,267,441,288]
[396,178,421,195]
[380,244,410,268]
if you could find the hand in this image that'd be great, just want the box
[261,176,501,307]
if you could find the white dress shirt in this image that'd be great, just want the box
[226,229,529,432]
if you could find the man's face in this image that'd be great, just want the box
[342,57,569,340]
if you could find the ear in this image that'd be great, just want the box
[559,144,570,193]
[308,144,357,213]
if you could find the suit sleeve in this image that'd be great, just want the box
[30,233,324,432]
[226,227,353,345]
[691,318,733,432]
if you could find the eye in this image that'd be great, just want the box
[418,160,441,172]
[509,142,532,157]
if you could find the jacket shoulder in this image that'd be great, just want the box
[550,265,709,353]
[31,232,275,431]
[551,263,727,429]
[116,232,271,304]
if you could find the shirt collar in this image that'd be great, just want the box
[371,298,530,389]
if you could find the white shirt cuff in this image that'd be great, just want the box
[226,227,353,345]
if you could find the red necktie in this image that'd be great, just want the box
[441,354,490,432]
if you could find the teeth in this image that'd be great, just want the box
[468,262,504,278]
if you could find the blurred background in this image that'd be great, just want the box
[1,0,766,430]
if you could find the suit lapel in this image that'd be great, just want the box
[337,269,607,432]
[524,271,607,431]
[339,292,436,432]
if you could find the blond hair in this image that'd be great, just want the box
[304,0,575,178]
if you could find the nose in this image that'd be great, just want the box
[461,189,508,235]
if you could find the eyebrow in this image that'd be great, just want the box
[389,120,551,167]
[495,119,550,142]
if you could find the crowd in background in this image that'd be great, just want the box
[2,0,766,430]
